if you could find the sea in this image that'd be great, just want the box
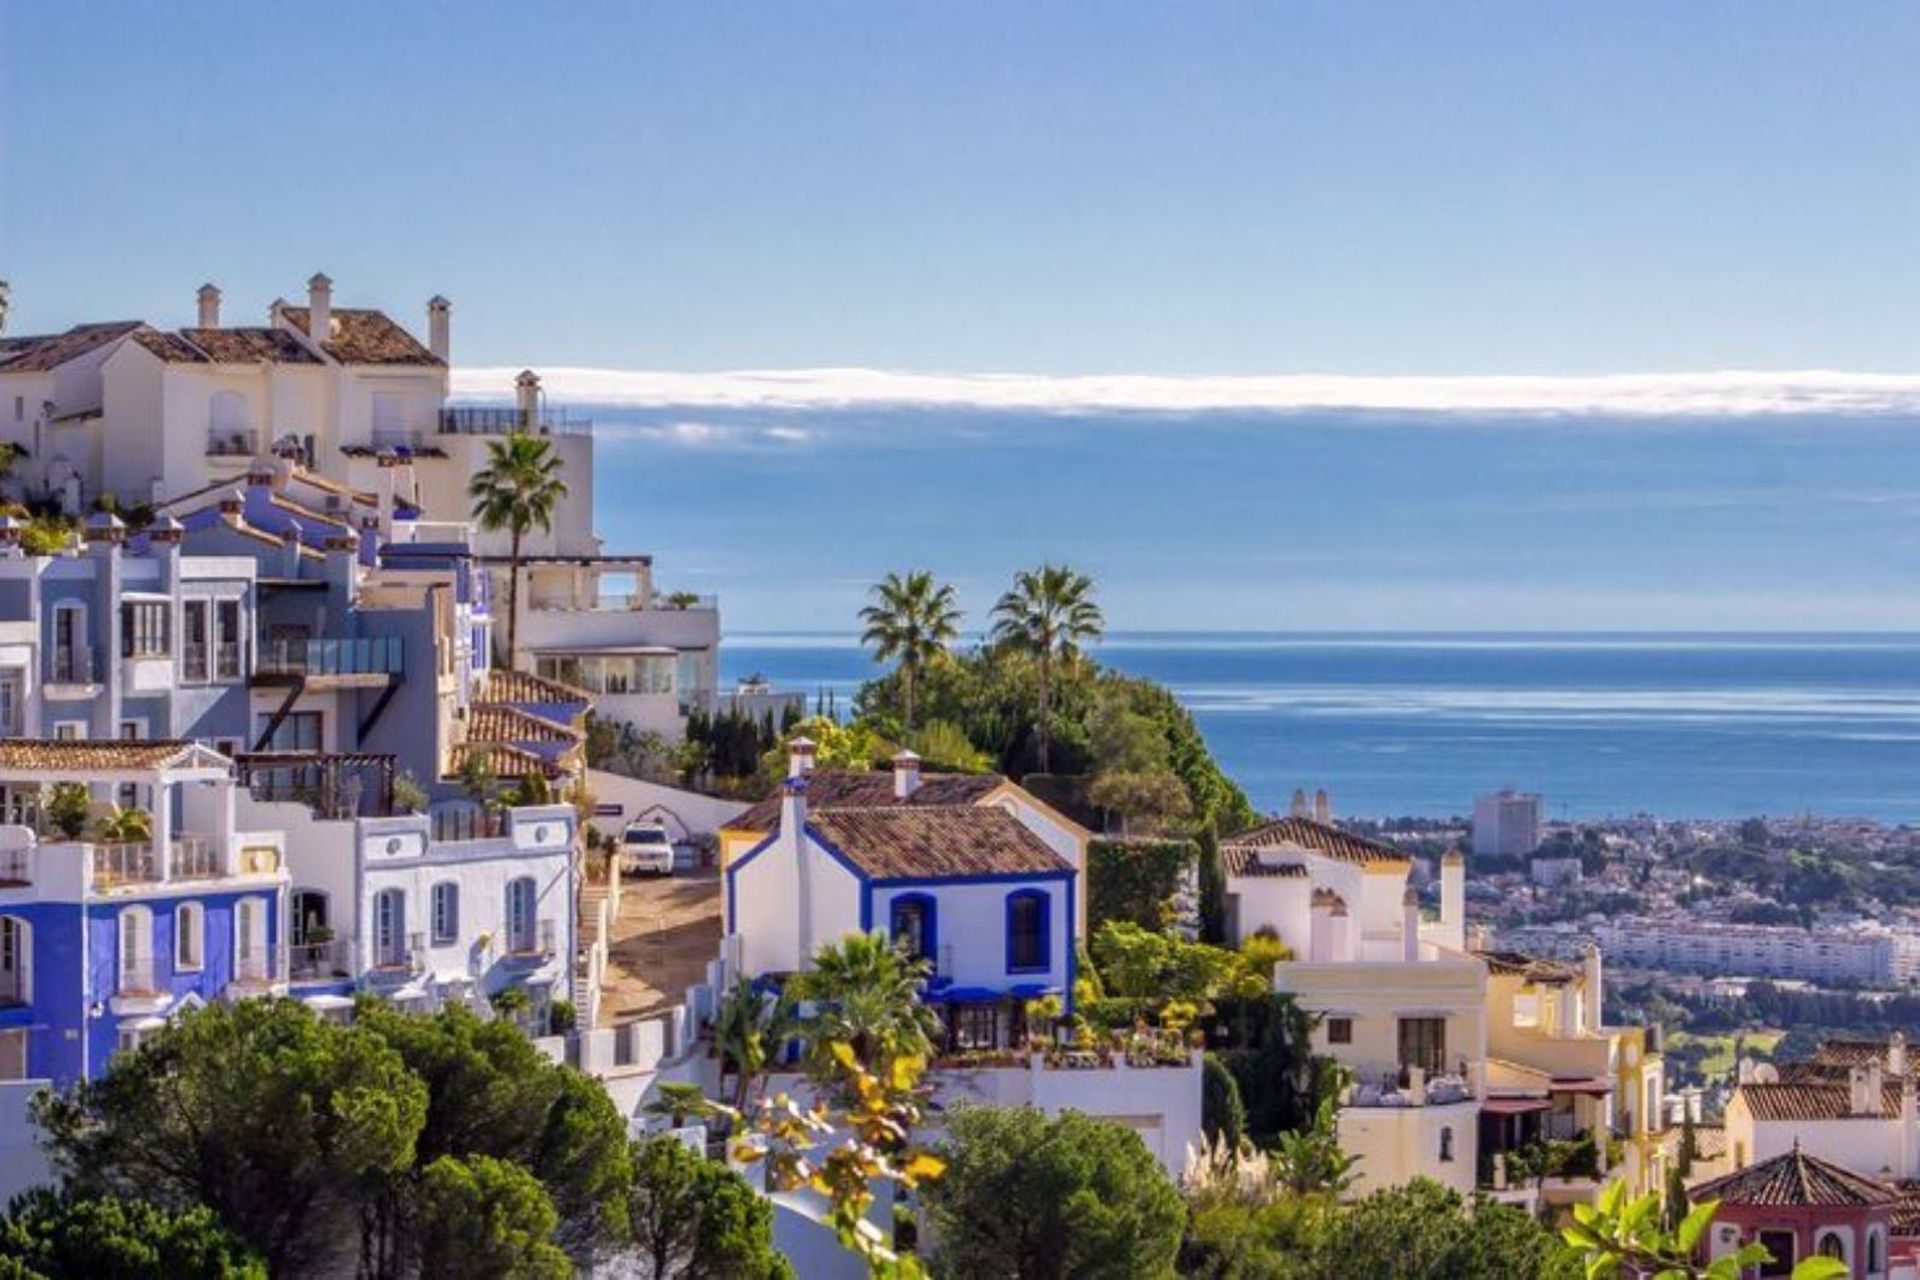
[718,632,1920,824]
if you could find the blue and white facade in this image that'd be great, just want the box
[0,741,288,1087]
[727,750,1076,1052]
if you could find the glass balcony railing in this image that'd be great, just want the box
[49,646,102,684]
[256,637,403,678]
[438,407,592,437]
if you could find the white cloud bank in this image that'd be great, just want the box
[455,366,1920,418]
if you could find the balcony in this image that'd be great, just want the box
[370,931,427,977]
[255,637,404,681]
[206,428,260,457]
[169,838,220,881]
[117,955,157,997]
[47,646,102,688]
[438,407,592,438]
[289,938,351,983]
[182,642,244,683]
[89,837,222,889]
[431,808,507,843]
[370,427,424,452]
[231,948,275,988]
[505,918,557,963]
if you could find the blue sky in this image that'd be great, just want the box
[5,3,1920,630]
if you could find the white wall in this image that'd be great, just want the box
[870,878,1071,992]
[1339,1101,1480,1198]
[584,769,747,841]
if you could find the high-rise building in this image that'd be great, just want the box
[1473,789,1542,858]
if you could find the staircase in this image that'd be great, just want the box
[574,882,610,1025]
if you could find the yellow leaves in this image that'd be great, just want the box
[901,1153,945,1185]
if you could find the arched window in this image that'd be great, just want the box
[431,882,460,946]
[505,878,536,954]
[1439,1127,1455,1162]
[174,902,203,971]
[0,916,30,1005]
[373,888,406,969]
[1868,1228,1884,1273]
[889,894,937,966]
[1817,1231,1847,1262]
[118,906,154,994]
[1006,889,1050,974]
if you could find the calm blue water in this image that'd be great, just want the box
[718,633,1920,822]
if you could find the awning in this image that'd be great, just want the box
[1550,1076,1615,1096]
[1009,983,1061,1000]
[925,987,1006,1004]
[1482,1097,1553,1115]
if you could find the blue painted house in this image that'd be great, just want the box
[0,740,288,1087]
[727,764,1076,1053]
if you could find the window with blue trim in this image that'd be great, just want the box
[1006,889,1049,973]
[890,894,937,966]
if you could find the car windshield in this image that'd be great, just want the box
[625,828,669,845]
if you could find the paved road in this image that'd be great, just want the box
[599,865,723,1022]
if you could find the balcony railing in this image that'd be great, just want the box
[290,938,351,982]
[49,646,101,685]
[256,636,403,679]
[370,427,424,451]
[91,842,159,888]
[170,838,220,880]
[432,808,506,843]
[118,955,157,996]
[233,947,274,985]
[371,931,427,975]
[506,918,556,960]
[206,428,260,457]
[438,407,592,438]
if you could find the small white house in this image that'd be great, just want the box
[726,772,1077,1053]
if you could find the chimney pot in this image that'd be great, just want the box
[427,296,451,362]
[1314,789,1331,823]
[893,750,922,800]
[307,273,333,342]
[787,736,817,780]
[197,282,222,329]
[1290,788,1308,818]
[515,370,541,429]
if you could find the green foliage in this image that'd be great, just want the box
[990,563,1105,773]
[1271,1098,1358,1197]
[1307,1179,1574,1279]
[19,516,73,557]
[34,998,428,1275]
[1088,838,1196,932]
[906,718,992,772]
[1201,1053,1246,1151]
[44,784,88,840]
[1561,1181,1847,1280]
[1212,995,1325,1146]
[683,706,785,782]
[628,1137,788,1280]
[0,1188,265,1279]
[760,716,899,780]
[792,931,941,1074]
[547,1000,577,1036]
[644,1082,710,1129]
[1197,823,1229,945]
[712,981,799,1110]
[457,750,498,804]
[1178,1193,1306,1280]
[927,1107,1185,1280]
[1090,920,1249,1002]
[859,570,962,732]
[93,805,151,844]
[416,1154,571,1280]
[391,770,429,815]
[468,431,569,665]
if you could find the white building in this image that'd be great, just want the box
[1473,789,1542,858]
[1593,916,1905,986]
[0,275,720,738]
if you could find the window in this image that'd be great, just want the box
[1868,1229,1883,1273]
[51,604,86,682]
[182,600,209,681]
[174,903,203,971]
[1816,1232,1846,1263]
[0,673,20,735]
[255,711,322,752]
[373,889,406,968]
[1327,1017,1353,1045]
[431,882,459,946]
[1397,1017,1447,1076]
[505,878,536,953]
[53,722,86,742]
[215,601,243,679]
[118,907,153,994]
[890,894,936,965]
[120,602,168,658]
[0,917,29,1005]
[1438,1126,1454,1162]
[1006,889,1050,973]
[209,390,247,433]
[235,898,266,981]
[951,1003,1000,1051]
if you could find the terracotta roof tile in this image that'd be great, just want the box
[1738,1081,1902,1122]
[132,329,211,363]
[1475,950,1579,984]
[730,769,1004,832]
[0,321,142,373]
[1692,1146,1898,1207]
[1890,1180,1920,1235]
[807,806,1072,881]
[468,704,582,745]
[279,307,440,366]
[0,739,211,772]
[179,327,321,365]
[1219,847,1309,878]
[446,743,557,780]
[1221,815,1411,867]
[481,668,593,707]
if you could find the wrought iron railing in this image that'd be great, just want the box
[437,407,592,437]
[289,938,351,981]
[49,646,101,684]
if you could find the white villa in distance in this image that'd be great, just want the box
[0,275,719,739]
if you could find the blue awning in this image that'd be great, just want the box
[1009,983,1061,999]
[924,986,1006,1004]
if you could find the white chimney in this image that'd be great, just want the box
[427,295,451,362]
[1438,851,1465,952]
[787,736,816,780]
[893,750,921,800]
[1892,1031,1908,1078]
[197,282,222,329]
[515,369,541,429]
[1290,789,1308,818]
[1314,789,1331,823]
[307,272,333,342]
[1852,1066,1874,1116]
[1402,886,1421,962]
[1583,944,1604,1032]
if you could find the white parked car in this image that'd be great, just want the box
[620,821,676,876]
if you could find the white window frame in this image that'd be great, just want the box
[0,916,30,1004]
[118,906,154,994]
[431,882,459,946]
[234,897,266,980]
[52,720,86,742]
[174,902,203,972]
[505,877,536,954]
[374,888,405,967]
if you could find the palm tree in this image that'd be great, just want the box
[858,570,961,732]
[989,563,1104,773]
[794,932,941,1074]
[468,433,569,668]
[713,980,799,1111]
[642,1081,711,1130]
